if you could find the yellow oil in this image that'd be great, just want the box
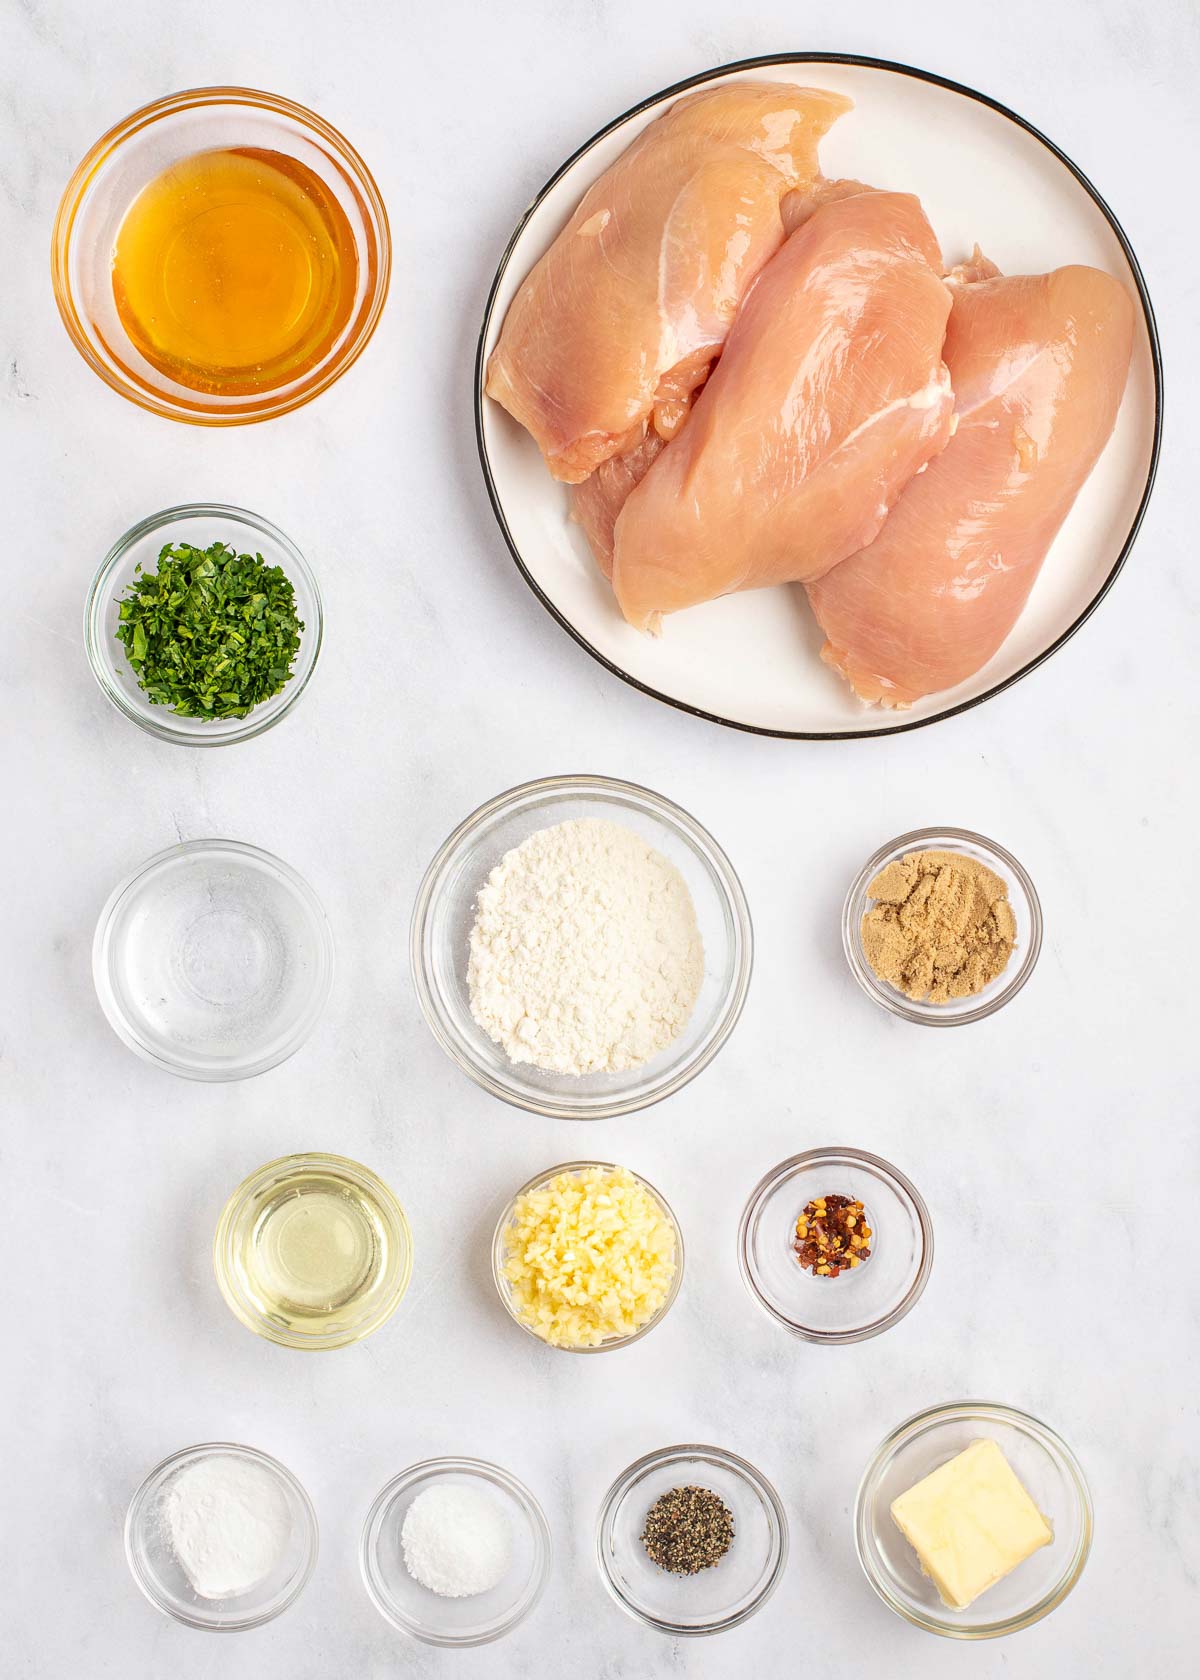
[111,147,359,395]
[231,1164,399,1341]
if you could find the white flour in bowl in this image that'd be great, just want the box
[467,818,704,1076]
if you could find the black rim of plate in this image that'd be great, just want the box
[474,52,1164,742]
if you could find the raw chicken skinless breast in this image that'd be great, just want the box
[806,262,1135,706]
[610,190,956,631]
[568,175,879,579]
[571,429,667,580]
[485,82,851,483]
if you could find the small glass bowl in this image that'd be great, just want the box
[596,1444,787,1636]
[360,1457,552,1647]
[213,1152,413,1350]
[855,1401,1093,1639]
[739,1148,932,1344]
[492,1160,684,1353]
[52,86,390,424]
[124,1442,318,1630]
[410,774,752,1118]
[843,827,1043,1026]
[84,503,323,746]
[93,838,335,1080]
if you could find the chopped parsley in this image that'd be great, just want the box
[115,538,304,719]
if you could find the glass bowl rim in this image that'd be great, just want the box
[491,1159,684,1353]
[51,83,392,426]
[594,1440,789,1636]
[123,1439,319,1631]
[212,1150,413,1350]
[409,773,754,1119]
[358,1454,553,1647]
[842,826,1043,1026]
[737,1145,934,1344]
[92,836,336,1081]
[83,501,324,746]
[853,1399,1094,1639]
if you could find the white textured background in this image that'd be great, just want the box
[2,1,1196,1674]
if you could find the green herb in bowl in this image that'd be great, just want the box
[115,539,304,720]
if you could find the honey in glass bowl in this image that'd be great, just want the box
[111,147,359,396]
[52,89,390,423]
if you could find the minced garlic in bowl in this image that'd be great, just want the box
[494,1162,681,1350]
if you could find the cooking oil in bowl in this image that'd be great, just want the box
[215,1154,412,1349]
[111,147,359,395]
[253,1175,381,1319]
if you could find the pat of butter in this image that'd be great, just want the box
[890,1438,1053,1609]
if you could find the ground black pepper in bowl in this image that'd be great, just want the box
[641,1485,734,1575]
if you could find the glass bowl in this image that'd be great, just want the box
[410,774,752,1118]
[213,1152,413,1350]
[360,1457,551,1646]
[842,827,1043,1026]
[738,1148,932,1344]
[855,1401,1093,1639]
[124,1442,318,1630]
[84,503,322,746]
[492,1160,684,1353]
[52,86,390,424]
[596,1443,787,1636]
[93,838,335,1080]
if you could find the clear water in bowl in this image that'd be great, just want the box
[97,841,332,1077]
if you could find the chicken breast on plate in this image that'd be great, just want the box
[486,81,850,483]
[807,263,1134,705]
[611,190,955,631]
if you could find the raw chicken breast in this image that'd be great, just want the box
[485,82,850,483]
[610,191,955,631]
[570,178,878,583]
[807,264,1135,705]
[571,430,667,580]
[780,174,876,233]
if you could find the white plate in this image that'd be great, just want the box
[475,54,1162,740]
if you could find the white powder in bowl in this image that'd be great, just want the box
[163,1454,292,1600]
[467,818,704,1076]
[402,1483,512,1597]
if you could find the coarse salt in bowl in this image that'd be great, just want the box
[410,775,752,1119]
[360,1457,552,1647]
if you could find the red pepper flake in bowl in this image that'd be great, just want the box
[794,1194,871,1277]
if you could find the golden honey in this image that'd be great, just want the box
[111,147,359,395]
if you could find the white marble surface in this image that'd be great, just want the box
[2,1,1196,1673]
